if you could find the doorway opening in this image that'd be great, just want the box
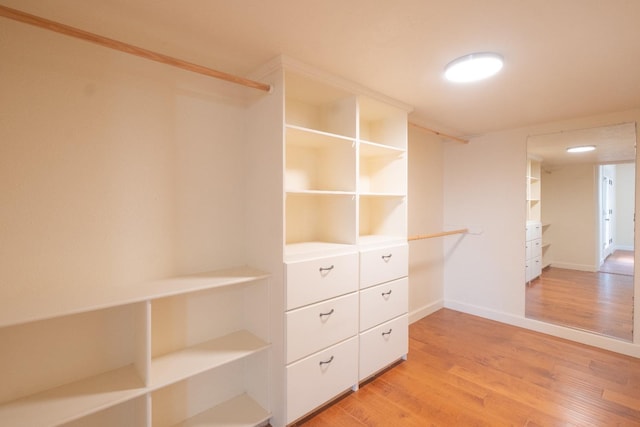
[598,164,635,277]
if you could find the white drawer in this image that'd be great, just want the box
[531,238,542,258]
[359,315,408,381]
[286,337,358,423]
[359,277,407,332]
[286,252,358,310]
[525,240,532,260]
[286,292,358,363]
[532,256,542,278]
[359,244,408,289]
[527,221,542,240]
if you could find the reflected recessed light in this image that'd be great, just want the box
[444,52,504,83]
[566,145,596,153]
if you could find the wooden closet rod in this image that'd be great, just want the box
[408,228,468,241]
[409,122,469,144]
[0,5,272,93]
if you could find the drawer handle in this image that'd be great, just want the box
[319,309,335,318]
[319,356,334,366]
[381,254,392,262]
[382,328,393,337]
[381,290,392,297]
[319,265,335,275]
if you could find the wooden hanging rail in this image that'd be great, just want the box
[0,5,272,93]
[409,122,469,144]
[408,228,468,241]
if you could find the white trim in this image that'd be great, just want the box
[408,299,444,324]
[443,299,640,358]
[249,55,413,113]
[549,262,598,272]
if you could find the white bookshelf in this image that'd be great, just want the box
[149,330,269,389]
[283,73,408,255]
[280,67,409,424]
[244,58,410,425]
[0,365,146,427]
[170,394,270,427]
[0,267,271,427]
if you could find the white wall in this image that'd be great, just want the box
[407,127,444,321]
[0,19,250,299]
[443,129,526,316]
[443,110,640,356]
[542,163,598,271]
[616,163,636,250]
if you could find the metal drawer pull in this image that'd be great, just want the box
[381,254,392,262]
[381,290,392,297]
[319,265,334,273]
[319,356,334,366]
[382,329,393,337]
[319,309,334,318]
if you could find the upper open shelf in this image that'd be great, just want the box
[285,72,356,138]
[359,96,407,149]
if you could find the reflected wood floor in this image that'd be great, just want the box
[526,265,634,341]
[600,250,634,276]
[296,309,640,426]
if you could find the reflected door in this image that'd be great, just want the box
[601,174,614,262]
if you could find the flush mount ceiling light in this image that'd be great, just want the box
[444,52,504,83]
[566,145,596,153]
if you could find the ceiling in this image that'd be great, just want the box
[527,122,637,169]
[3,0,640,137]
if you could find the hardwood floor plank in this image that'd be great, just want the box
[297,309,640,426]
[602,388,640,412]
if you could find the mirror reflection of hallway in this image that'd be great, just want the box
[600,250,634,276]
[525,122,636,342]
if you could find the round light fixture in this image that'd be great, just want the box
[566,145,596,153]
[444,52,504,83]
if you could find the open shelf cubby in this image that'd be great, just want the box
[358,96,407,149]
[0,267,271,427]
[359,141,406,196]
[358,195,407,245]
[285,125,356,193]
[286,192,356,248]
[285,72,356,138]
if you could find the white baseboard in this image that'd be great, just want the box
[550,261,597,272]
[408,299,444,324]
[443,299,640,358]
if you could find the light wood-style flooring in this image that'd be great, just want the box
[600,250,634,276]
[295,309,640,426]
[526,262,634,341]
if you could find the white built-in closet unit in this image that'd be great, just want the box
[526,157,545,282]
[245,57,410,425]
[1,17,276,426]
[0,268,271,427]
[1,41,409,426]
